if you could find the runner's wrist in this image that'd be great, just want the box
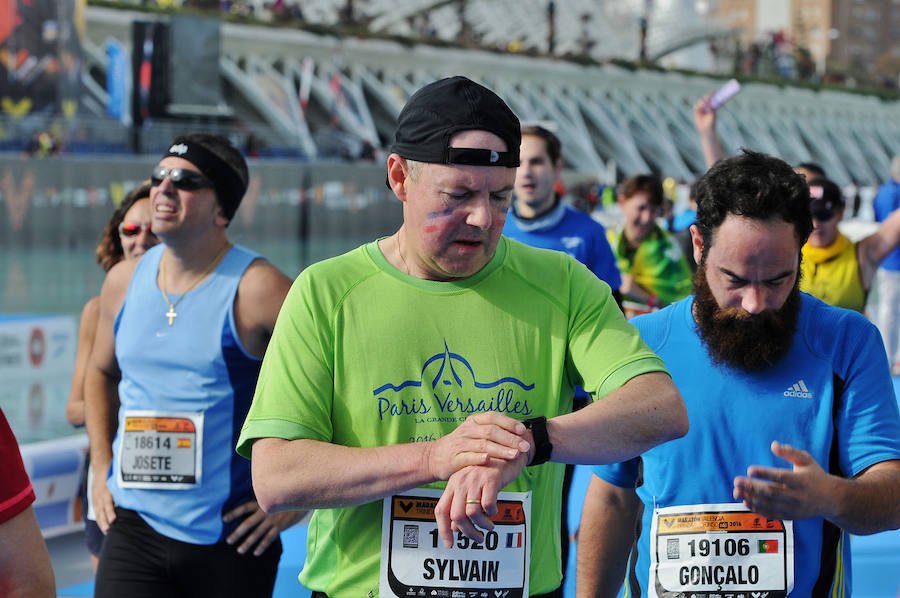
[420,440,441,482]
[823,474,852,526]
[522,416,553,466]
[89,450,112,471]
[522,428,535,466]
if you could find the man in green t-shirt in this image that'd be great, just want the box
[237,76,688,598]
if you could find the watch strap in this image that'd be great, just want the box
[523,416,553,466]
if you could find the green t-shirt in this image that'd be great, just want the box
[607,224,693,305]
[238,237,666,597]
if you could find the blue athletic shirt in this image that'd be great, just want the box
[109,244,263,544]
[593,292,900,597]
[874,179,900,271]
[503,200,621,290]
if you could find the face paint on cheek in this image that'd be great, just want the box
[424,206,457,234]
[428,207,455,219]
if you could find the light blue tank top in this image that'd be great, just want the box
[109,243,263,544]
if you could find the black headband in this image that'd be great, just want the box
[163,141,246,221]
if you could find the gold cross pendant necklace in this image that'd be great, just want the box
[159,242,231,326]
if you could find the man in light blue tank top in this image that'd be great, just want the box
[84,133,303,597]
[577,150,900,597]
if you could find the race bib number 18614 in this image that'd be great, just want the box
[117,411,202,490]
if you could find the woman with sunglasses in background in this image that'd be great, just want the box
[800,177,900,317]
[65,180,159,570]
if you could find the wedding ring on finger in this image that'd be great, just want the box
[466,499,481,505]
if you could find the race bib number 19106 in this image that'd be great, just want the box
[649,503,794,598]
[379,488,531,598]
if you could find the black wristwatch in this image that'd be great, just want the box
[523,416,553,466]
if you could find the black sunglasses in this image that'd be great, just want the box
[809,199,835,221]
[811,207,835,221]
[151,166,213,191]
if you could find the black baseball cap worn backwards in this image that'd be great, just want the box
[390,76,521,168]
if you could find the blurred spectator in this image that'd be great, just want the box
[795,161,826,181]
[567,180,601,214]
[358,139,376,162]
[671,181,699,273]
[800,177,900,313]
[607,174,693,315]
[873,155,900,373]
[244,133,264,158]
[24,130,60,158]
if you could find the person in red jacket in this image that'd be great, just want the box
[0,407,55,597]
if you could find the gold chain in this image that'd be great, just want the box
[159,242,231,326]
[396,233,410,275]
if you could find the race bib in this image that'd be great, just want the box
[379,488,531,598]
[649,503,794,598]
[117,411,203,490]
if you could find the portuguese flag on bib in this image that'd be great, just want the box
[758,540,778,553]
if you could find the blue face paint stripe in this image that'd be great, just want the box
[427,207,455,219]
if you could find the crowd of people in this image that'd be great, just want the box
[3,75,900,598]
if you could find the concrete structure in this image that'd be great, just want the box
[75,6,900,185]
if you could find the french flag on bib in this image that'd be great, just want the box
[506,531,523,548]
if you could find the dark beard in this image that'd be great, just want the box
[692,266,801,372]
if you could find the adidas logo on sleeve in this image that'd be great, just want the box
[784,379,813,398]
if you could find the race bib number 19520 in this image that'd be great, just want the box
[379,488,531,598]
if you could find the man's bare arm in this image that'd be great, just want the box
[436,371,686,544]
[0,506,55,598]
[83,260,136,532]
[234,259,294,358]
[250,412,531,513]
[694,94,726,170]
[576,475,640,598]
[548,372,687,465]
[65,297,100,427]
[857,207,900,291]
[617,273,655,305]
